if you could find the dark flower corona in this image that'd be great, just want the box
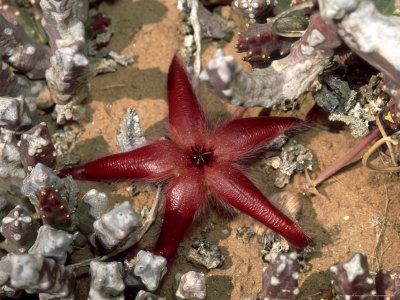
[59,54,312,258]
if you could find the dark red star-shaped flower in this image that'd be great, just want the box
[59,54,312,259]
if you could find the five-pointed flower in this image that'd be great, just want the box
[59,54,312,259]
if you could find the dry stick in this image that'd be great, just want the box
[304,169,330,203]
[362,136,400,172]
[376,115,397,167]
[371,184,390,273]
[362,117,400,172]
[312,126,381,187]
[67,185,163,270]
[99,84,126,90]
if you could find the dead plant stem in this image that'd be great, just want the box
[371,184,390,273]
[313,127,381,187]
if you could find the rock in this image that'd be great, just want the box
[187,240,225,269]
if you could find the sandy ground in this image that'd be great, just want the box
[60,0,400,298]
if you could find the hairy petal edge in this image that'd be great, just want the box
[167,54,209,147]
[205,162,312,248]
[59,140,187,182]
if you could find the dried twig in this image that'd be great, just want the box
[99,84,126,90]
[376,116,397,167]
[306,127,381,188]
[370,184,390,273]
[362,136,400,172]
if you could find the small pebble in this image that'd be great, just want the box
[221,229,229,235]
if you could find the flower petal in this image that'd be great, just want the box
[58,140,187,182]
[210,117,304,162]
[167,54,209,147]
[153,168,207,259]
[205,162,312,249]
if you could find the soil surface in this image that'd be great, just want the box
[61,0,400,299]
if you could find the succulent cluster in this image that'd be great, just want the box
[0,0,132,126]
[0,0,399,298]
[0,83,201,299]
[197,0,400,191]
[0,0,124,190]
[201,11,340,108]
[330,252,400,299]
[0,0,88,125]
[200,0,400,134]
[236,252,400,299]
[0,161,174,298]
[182,1,400,298]
[0,1,154,298]
[0,253,76,299]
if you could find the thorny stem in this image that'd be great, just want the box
[66,185,163,270]
[312,127,381,187]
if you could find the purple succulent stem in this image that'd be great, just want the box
[0,14,51,79]
[40,0,88,51]
[0,62,25,96]
[35,187,71,229]
[330,253,377,299]
[319,0,400,110]
[201,13,342,108]
[0,61,47,104]
[40,0,89,106]
[0,2,18,22]
[236,22,292,68]
[256,252,300,300]
[375,266,400,298]
[1,205,40,253]
[19,123,56,171]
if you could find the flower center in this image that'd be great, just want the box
[189,144,213,167]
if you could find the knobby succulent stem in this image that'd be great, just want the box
[66,185,163,271]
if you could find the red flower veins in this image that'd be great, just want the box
[59,55,312,259]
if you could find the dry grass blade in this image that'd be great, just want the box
[370,184,390,273]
